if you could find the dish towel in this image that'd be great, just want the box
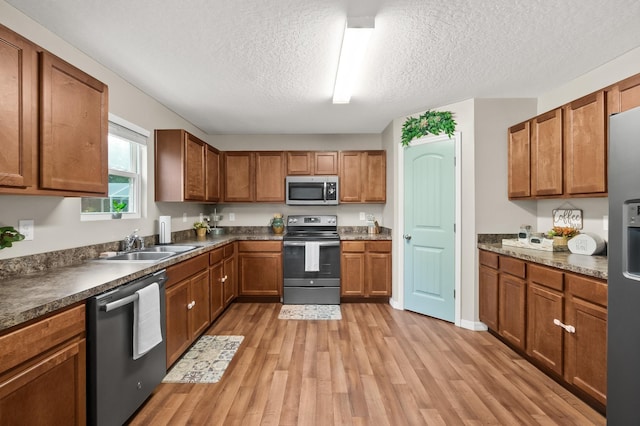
[305,242,320,272]
[133,282,163,360]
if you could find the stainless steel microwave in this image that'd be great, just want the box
[285,176,339,205]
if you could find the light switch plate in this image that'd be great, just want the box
[229,213,236,221]
[19,219,34,241]
[359,212,366,221]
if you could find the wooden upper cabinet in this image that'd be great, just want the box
[0,25,36,189]
[155,129,213,202]
[224,152,285,202]
[340,150,386,203]
[563,91,606,196]
[314,152,338,175]
[223,152,254,202]
[205,144,220,202]
[255,151,285,202]
[531,109,563,196]
[184,133,206,201]
[607,73,640,114]
[286,151,338,175]
[39,51,108,195]
[507,121,531,199]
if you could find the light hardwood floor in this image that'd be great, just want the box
[130,303,605,425]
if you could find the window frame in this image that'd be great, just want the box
[81,115,148,221]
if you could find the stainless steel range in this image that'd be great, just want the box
[283,214,341,304]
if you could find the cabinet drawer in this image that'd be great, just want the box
[209,247,224,265]
[238,241,281,252]
[566,274,607,307]
[500,256,526,278]
[166,253,209,287]
[224,242,235,258]
[528,264,564,291]
[479,251,499,269]
[366,241,391,252]
[342,241,365,253]
[0,305,85,375]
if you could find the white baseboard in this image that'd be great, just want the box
[459,319,488,331]
[388,298,402,310]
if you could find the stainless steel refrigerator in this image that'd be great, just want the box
[608,105,640,423]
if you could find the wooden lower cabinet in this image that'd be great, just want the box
[237,241,282,298]
[478,249,607,411]
[209,243,237,320]
[165,254,210,367]
[341,241,391,299]
[0,304,86,425]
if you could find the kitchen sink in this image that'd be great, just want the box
[101,251,175,262]
[144,245,197,253]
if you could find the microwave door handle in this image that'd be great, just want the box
[323,181,327,202]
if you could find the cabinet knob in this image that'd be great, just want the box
[222,275,228,283]
[403,234,412,241]
[187,301,196,310]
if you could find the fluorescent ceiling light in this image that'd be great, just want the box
[332,17,375,104]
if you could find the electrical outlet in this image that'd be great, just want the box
[19,219,34,241]
[199,213,203,222]
[182,213,187,223]
[603,215,609,231]
[359,212,366,221]
[229,213,236,221]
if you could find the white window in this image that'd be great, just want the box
[81,118,148,220]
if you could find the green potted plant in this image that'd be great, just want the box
[1,226,25,250]
[401,110,457,146]
[193,220,211,239]
[112,200,127,219]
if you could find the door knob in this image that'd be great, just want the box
[403,234,412,240]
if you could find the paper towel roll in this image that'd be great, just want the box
[159,216,172,244]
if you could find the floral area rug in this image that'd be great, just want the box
[278,304,342,320]
[162,335,244,383]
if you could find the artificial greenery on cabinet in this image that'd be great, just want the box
[401,110,457,146]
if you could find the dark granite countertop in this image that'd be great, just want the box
[478,242,608,280]
[0,231,390,332]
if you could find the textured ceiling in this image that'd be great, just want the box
[6,0,640,134]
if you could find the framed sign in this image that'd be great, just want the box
[552,209,583,229]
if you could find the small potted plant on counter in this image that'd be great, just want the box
[193,220,211,239]
[0,226,25,250]
[112,200,127,219]
[546,226,579,246]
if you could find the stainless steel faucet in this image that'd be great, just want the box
[123,229,145,252]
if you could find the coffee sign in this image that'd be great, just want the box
[552,209,583,229]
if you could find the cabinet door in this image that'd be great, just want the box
[507,121,531,198]
[205,144,220,202]
[314,152,338,175]
[362,151,386,202]
[341,251,365,296]
[0,25,36,188]
[531,109,563,196]
[607,74,640,114]
[339,151,363,202]
[223,152,254,202]
[479,265,499,331]
[223,254,237,306]
[255,151,285,202]
[498,273,527,350]
[166,280,191,367]
[286,151,313,175]
[189,269,210,339]
[210,261,224,321]
[238,253,282,296]
[564,274,607,406]
[184,133,206,201]
[366,252,391,297]
[564,91,606,195]
[0,339,86,426]
[527,284,564,376]
[40,52,108,194]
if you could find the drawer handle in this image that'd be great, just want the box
[553,319,575,333]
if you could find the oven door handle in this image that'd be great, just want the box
[283,241,341,247]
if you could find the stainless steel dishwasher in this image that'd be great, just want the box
[87,269,168,426]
